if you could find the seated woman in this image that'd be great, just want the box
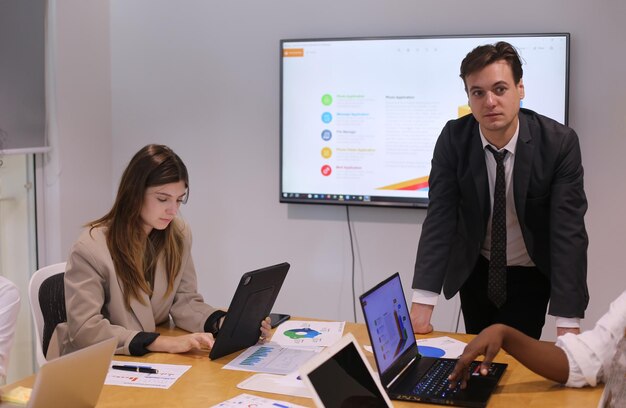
[449,290,625,407]
[0,276,20,385]
[48,144,271,357]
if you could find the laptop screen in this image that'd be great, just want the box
[306,339,390,408]
[360,273,416,375]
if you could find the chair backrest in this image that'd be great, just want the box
[29,262,67,367]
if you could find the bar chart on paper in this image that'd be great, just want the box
[224,344,317,375]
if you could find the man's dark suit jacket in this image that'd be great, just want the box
[413,108,589,318]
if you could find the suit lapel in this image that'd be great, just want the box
[513,114,534,226]
[469,123,490,223]
[128,293,155,331]
[151,260,168,305]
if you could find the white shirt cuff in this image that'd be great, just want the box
[555,316,581,328]
[412,289,439,306]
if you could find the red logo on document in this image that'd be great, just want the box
[321,165,332,176]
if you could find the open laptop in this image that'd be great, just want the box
[360,273,507,407]
[1,337,116,408]
[299,333,393,408]
[209,262,290,360]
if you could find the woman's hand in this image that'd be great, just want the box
[448,324,506,389]
[448,323,570,388]
[147,332,215,354]
[149,315,272,353]
[259,316,272,343]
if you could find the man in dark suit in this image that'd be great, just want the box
[410,42,589,339]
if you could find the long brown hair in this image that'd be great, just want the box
[89,144,189,309]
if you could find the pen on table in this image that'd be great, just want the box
[111,364,159,374]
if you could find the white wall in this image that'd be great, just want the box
[42,0,112,265]
[49,0,626,341]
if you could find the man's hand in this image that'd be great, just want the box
[410,302,434,334]
[556,327,580,337]
[448,324,507,389]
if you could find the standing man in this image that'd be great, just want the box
[410,42,588,339]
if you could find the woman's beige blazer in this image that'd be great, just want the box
[48,219,218,357]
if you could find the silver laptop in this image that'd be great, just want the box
[299,333,393,408]
[1,337,116,408]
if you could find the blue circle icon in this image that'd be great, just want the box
[418,346,446,358]
[321,112,332,123]
[321,130,332,141]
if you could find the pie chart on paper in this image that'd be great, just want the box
[418,345,446,358]
[283,328,321,339]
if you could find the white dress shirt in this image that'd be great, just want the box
[555,290,626,387]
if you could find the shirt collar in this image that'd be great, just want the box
[480,122,520,155]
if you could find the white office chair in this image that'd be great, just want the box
[29,262,67,367]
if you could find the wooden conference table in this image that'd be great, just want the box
[3,321,603,407]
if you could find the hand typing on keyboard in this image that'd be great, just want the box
[448,325,506,389]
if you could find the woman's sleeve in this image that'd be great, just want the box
[65,240,145,355]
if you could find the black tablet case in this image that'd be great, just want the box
[209,262,290,360]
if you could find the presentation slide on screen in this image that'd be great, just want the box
[361,278,412,373]
[281,36,567,202]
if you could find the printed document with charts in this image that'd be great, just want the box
[272,320,345,347]
[105,361,191,389]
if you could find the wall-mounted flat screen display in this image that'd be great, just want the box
[280,33,569,207]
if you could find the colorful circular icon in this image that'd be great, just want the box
[321,147,332,159]
[321,112,332,123]
[283,328,322,339]
[321,129,332,141]
[321,165,332,176]
[321,94,333,106]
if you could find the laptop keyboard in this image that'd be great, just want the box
[413,359,457,397]
[412,359,478,398]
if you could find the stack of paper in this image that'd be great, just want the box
[231,320,346,398]
[224,320,345,375]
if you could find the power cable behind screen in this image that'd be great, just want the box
[346,206,357,322]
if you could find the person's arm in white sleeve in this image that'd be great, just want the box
[0,277,20,383]
[555,291,626,387]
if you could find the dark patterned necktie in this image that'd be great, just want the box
[486,145,507,308]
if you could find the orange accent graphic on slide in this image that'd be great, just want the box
[458,104,472,118]
[377,176,429,191]
[283,48,304,57]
